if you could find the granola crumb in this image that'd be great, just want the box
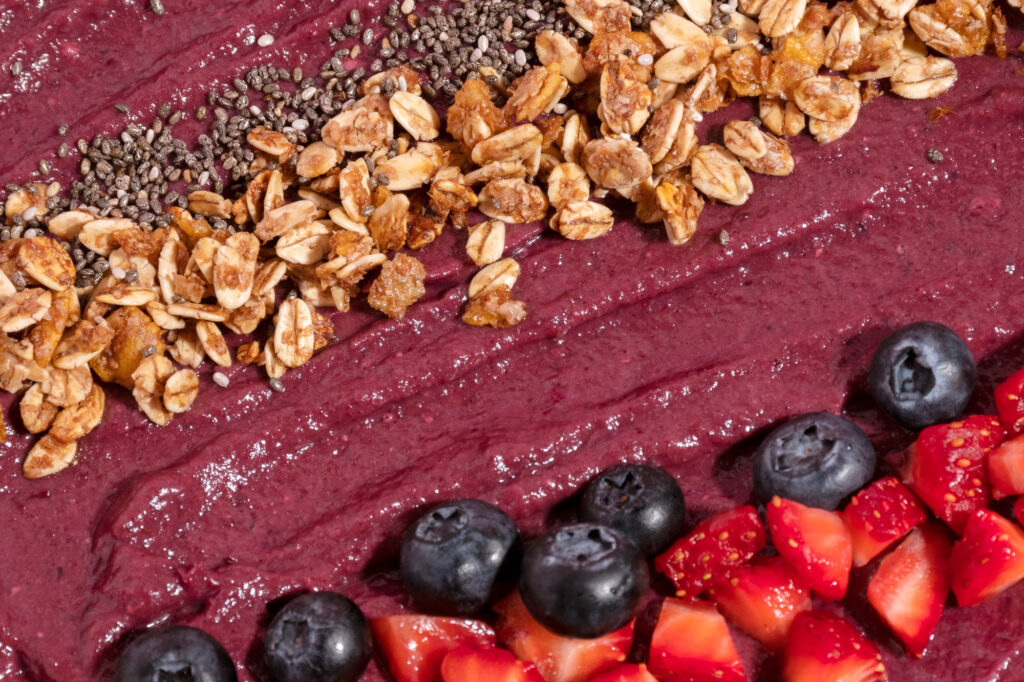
[463,287,527,329]
[718,230,731,247]
[367,253,427,320]
[926,148,944,164]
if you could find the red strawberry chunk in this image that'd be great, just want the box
[1015,497,1024,527]
[903,415,1006,534]
[995,367,1024,434]
[371,615,496,682]
[867,522,952,656]
[648,598,745,682]
[709,556,811,649]
[655,505,766,601]
[783,610,886,682]
[767,496,852,601]
[843,477,927,567]
[950,508,1024,607]
[494,591,633,682]
[987,433,1024,499]
[441,646,544,682]
[586,663,660,682]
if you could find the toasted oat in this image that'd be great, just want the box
[655,43,714,84]
[247,126,297,159]
[194,320,230,367]
[237,341,261,365]
[858,0,919,28]
[390,91,441,141]
[368,253,427,320]
[564,0,634,33]
[254,200,318,242]
[94,283,158,307]
[166,302,230,322]
[691,144,754,205]
[295,141,340,178]
[20,383,59,434]
[79,218,134,257]
[551,201,615,240]
[23,434,77,480]
[599,60,653,136]
[188,190,233,219]
[808,106,860,143]
[322,107,392,153]
[0,288,52,333]
[908,0,989,59]
[17,237,75,291]
[792,75,861,122]
[170,327,205,368]
[89,307,165,387]
[547,163,592,208]
[163,369,200,414]
[275,221,333,265]
[656,176,705,246]
[131,354,175,425]
[0,335,46,392]
[263,339,287,379]
[824,13,863,71]
[759,97,806,137]
[369,194,410,252]
[723,121,795,176]
[374,149,438,192]
[0,271,15,304]
[212,232,259,310]
[274,298,315,368]
[759,0,807,37]
[891,56,958,99]
[4,183,48,222]
[466,220,507,266]
[52,320,115,370]
[462,286,527,328]
[429,169,478,228]
[478,178,550,223]
[471,125,544,170]
[49,384,105,442]
[641,100,685,166]
[582,138,653,193]
[41,365,93,408]
[504,64,570,123]
[469,258,521,298]
[535,31,587,84]
[561,113,591,166]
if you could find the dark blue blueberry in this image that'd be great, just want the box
[114,626,236,682]
[519,523,648,638]
[579,464,686,555]
[400,498,520,616]
[753,412,876,510]
[263,592,371,682]
[868,321,977,430]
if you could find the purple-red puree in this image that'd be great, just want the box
[1,0,1024,680]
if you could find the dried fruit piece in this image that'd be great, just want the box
[89,307,164,388]
[274,298,315,368]
[23,435,77,480]
[463,287,527,328]
[690,144,754,205]
[368,253,427,320]
[163,369,200,414]
[890,56,958,99]
[656,177,705,246]
[551,201,615,240]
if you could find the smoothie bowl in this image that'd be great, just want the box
[1,0,1023,680]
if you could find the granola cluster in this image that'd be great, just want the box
[0,0,1018,477]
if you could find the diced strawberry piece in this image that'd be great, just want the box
[441,646,544,682]
[371,615,496,682]
[494,591,633,682]
[648,598,745,682]
[708,556,811,649]
[655,505,766,600]
[766,496,852,601]
[995,367,1024,433]
[586,663,660,682]
[1015,496,1024,527]
[843,477,927,567]
[950,508,1024,607]
[903,416,1006,534]
[783,610,886,682]
[867,522,952,656]
[987,433,1024,499]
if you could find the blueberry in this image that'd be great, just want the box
[868,321,977,430]
[520,523,649,638]
[400,498,520,616]
[753,412,876,510]
[263,592,372,682]
[579,464,686,555]
[114,626,236,682]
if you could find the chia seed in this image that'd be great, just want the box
[149,0,165,14]
[213,372,230,388]
[115,103,130,114]
[269,378,286,392]
[257,33,275,47]
[10,61,22,77]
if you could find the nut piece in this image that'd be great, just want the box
[463,286,527,328]
[18,237,76,291]
[50,384,105,442]
[690,144,754,205]
[478,179,550,223]
[551,201,615,240]
[792,76,861,122]
[20,383,58,434]
[469,258,521,298]
[582,138,653,193]
[389,91,441,141]
[547,163,592,209]
[723,121,795,176]
[467,220,507,266]
[23,435,77,480]
[274,298,315,368]
[368,253,427,320]
[890,56,958,99]
[656,177,705,245]
[296,141,340,178]
[163,369,200,414]
[535,30,587,84]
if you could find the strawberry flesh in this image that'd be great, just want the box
[709,555,811,649]
[867,522,952,656]
[987,433,1024,499]
[586,663,660,682]
[655,505,766,600]
[370,615,496,682]
[842,476,927,567]
[902,415,1006,534]
[648,598,745,682]
[995,367,1024,434]
[493,591,633,682]
[783,609,887,682]
[766,496,853,601]
[1015,496,1024,527]
[950,508,1024,607]
[440,646,544,682]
